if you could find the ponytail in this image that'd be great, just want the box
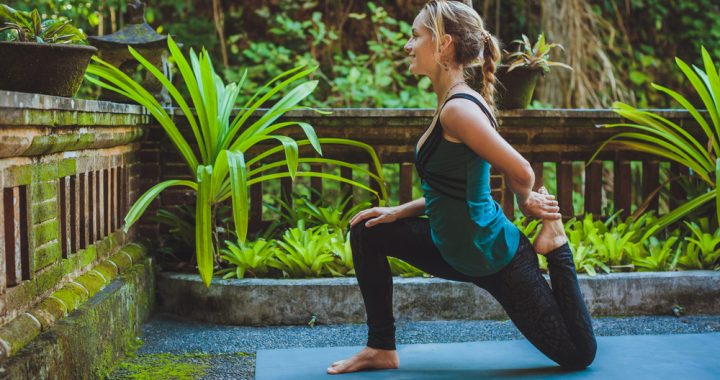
[479,32,501,118]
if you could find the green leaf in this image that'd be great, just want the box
[124,180,197,232]
[226,151,249,243]
[641,190,716,241]
[167,36,211,162]
[716,158,720,228]
[675,57,720,141]
[30,9,40,36]
[247,137,388,202]
[224,66,316,151]
[86,57,199,172]
[199,48,220,158]
[195,166,214,287]
[249,121,323,155]
[247,157,381,184]
[127,44,207,163]
[246,171,377,197]
[0,5,31,30]
[235,74,320,144]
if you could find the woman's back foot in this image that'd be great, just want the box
[327,347,399,374]
[533,186,569,255]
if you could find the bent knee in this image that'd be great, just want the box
[558,346,596,370]
[349,222,370,241]
[350,220,388,241]
[349,222,378,253]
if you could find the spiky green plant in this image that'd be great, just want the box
[503,32,572,74]
[590,46,720,241]
[633,236,680,272]
[84,36,387,286]
[272,220,336,278]
[680,219,720,269]
[216,238,277,279]
[326,229,354,277]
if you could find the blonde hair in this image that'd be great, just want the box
[420,0,501,115]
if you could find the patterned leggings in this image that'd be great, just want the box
[350,216,597,370]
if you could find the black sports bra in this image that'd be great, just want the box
[414,93,499,201]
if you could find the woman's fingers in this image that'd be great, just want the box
[365,215,384,227]
[543,204,560,212]
[350,209,372,226]
[350,208,381,226]
[542,212,563,220]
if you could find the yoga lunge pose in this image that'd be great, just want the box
[327,0,596,375]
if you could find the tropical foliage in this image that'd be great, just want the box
[85,36,388,286]
[590,46,720,241]
[214,210,720,279]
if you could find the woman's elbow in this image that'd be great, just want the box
[512,161,535,188]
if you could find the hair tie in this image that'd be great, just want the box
[481,30,492,46]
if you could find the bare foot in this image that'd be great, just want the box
[533,186,569,255]
[327,347,399,375]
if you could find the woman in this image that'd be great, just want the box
[327,0,596,375]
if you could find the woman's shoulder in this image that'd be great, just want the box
[439,92,495,136]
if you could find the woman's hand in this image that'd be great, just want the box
[518,190,561,220]
[349,206,402,228]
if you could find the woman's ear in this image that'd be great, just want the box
[440,34,453,52]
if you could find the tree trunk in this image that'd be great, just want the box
[212,0,229,68]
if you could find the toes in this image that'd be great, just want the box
[327,359,356,374]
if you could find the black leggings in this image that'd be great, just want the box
[350,216,597,370]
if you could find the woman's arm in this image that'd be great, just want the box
[348,197,425,228]
[395,197,426,219]
[439,99,560,219]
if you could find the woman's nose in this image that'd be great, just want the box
[404,43,411,54]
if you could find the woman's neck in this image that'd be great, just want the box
[431,68,466,106]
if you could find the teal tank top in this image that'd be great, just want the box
[414,93,520,277]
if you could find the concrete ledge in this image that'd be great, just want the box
[156,271,720,326]
[0,257,155,380]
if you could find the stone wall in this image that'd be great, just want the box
[0,91,152,356]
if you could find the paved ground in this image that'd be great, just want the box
[108,314,720,380]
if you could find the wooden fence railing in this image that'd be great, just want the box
[150,108,700,232]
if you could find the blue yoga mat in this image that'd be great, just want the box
[256,333,720,379]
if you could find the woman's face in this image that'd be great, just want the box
[404,12,440,76]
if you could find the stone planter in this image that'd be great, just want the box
[156,270,720,326]
[495,65,543,109]
[0,42,97,97]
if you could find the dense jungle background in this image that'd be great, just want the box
[4,0,720,109]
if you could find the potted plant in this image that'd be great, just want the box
[495,32,572,109]
[0,4,96,97]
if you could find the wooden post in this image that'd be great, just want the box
[369,160,381,207]
[531,162,544,191]
[399,163,414,205]
[584,161,603,216]
[643,161,660,213]
[310,164,323,204]
[341,166,353,213]
[614,155,632,219]
[558,162,574,217]
[250,183,263,232]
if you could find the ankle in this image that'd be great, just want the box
[545,241,571,260]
